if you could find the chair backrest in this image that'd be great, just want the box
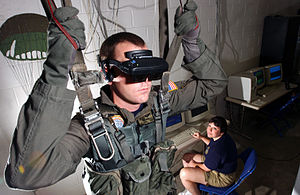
[198,148,257,195]
[225,148,257,193]
[238,148,257,182]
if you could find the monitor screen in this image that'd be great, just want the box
[184,104,210,124]
[264,63,283,85]
[166,112,185,133]
[269,66,281,81]
[248,67,265,89]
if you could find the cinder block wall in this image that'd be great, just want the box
[0,0,299,194]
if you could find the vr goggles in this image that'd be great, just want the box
[100,50,169,82]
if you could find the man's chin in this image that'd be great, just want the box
[136,93,150,103]
[138,98,149,104]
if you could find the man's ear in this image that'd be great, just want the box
[108,76,121,85]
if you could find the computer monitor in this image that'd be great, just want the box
[248,67,266,89]
[184,104,210,124]
[166,112,185,133]
[264,63,283,85]
[228,75,257,103]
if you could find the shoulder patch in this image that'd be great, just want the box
[168,80,178,92]
[111,115,124,129]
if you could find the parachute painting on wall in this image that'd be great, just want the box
[0,13,48,95]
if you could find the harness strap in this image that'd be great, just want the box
[166,35,183,71]
[71,70,103,87]
[83,102,115,162]
[153,72,171,143]
[158,153,169,172]
[153,98,162,143]
[70,70,116,162]
[133,141,150,156]
[115,131,135,163]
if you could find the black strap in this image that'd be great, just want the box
[114,131,135,163]
[153,72,171,143]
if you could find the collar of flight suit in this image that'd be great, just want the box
[98,84,157,124]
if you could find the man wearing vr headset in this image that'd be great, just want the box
[5,1,227,195]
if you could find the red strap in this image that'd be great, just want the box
[194,15,199,31]
[47,0,79,50]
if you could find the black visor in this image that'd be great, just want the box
[101,50,169,82]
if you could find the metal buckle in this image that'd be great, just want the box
[83,102,115,161]
[159,90,171,114]
[69,71,81,90]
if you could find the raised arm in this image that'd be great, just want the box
[169,0,227,115]
[5,7,89,190]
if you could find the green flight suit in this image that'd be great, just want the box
[4,2,228,193]
[5,43,227,194]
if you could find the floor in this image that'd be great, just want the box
[174,91,300,195]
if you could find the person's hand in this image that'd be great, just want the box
[49,6,86,50]
[174,0,204,63]
[189,160,198,168]
[42,6,86,87]
[191,132,202,140]
[174,0,199,36]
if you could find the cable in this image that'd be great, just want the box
[216,0,239,66]
[107,0,156,10]
[47,0,79,50]
[82,0,102,59]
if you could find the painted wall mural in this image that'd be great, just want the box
[0,14,48,94]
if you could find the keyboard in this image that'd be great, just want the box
[258,84,278,96]
[170,127,199,146]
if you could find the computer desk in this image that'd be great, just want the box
[226,82,298,137]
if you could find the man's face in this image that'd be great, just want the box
[206,122,224,140]
[109,41,152,106]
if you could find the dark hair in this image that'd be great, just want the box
[100,32,145,60]
[209,116,227,133]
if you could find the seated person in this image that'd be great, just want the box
[179,116,237,195]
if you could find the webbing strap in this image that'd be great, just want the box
[73,70,103,86]
[159,0,169,58]
[70,70,102,112]
[166,35,183,71]
[76,86,95,112]
[115,131,135,163]
[83,108,115,162]
[160,72,171,140]
[133,141,150,156]
[158,153,169,172]
[69,68,117,162]
[91,121,114,159]
[154,72,171,143]
[158,0,183,71]
[153,98,162,143]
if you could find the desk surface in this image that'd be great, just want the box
[226,82,294,110]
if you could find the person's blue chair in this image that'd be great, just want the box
[198,148,257,195]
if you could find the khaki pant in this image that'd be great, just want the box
[200,155,237,187]
[204,170,236,187]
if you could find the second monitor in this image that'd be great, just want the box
[264,63,283,85]
[184,104,211,125]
